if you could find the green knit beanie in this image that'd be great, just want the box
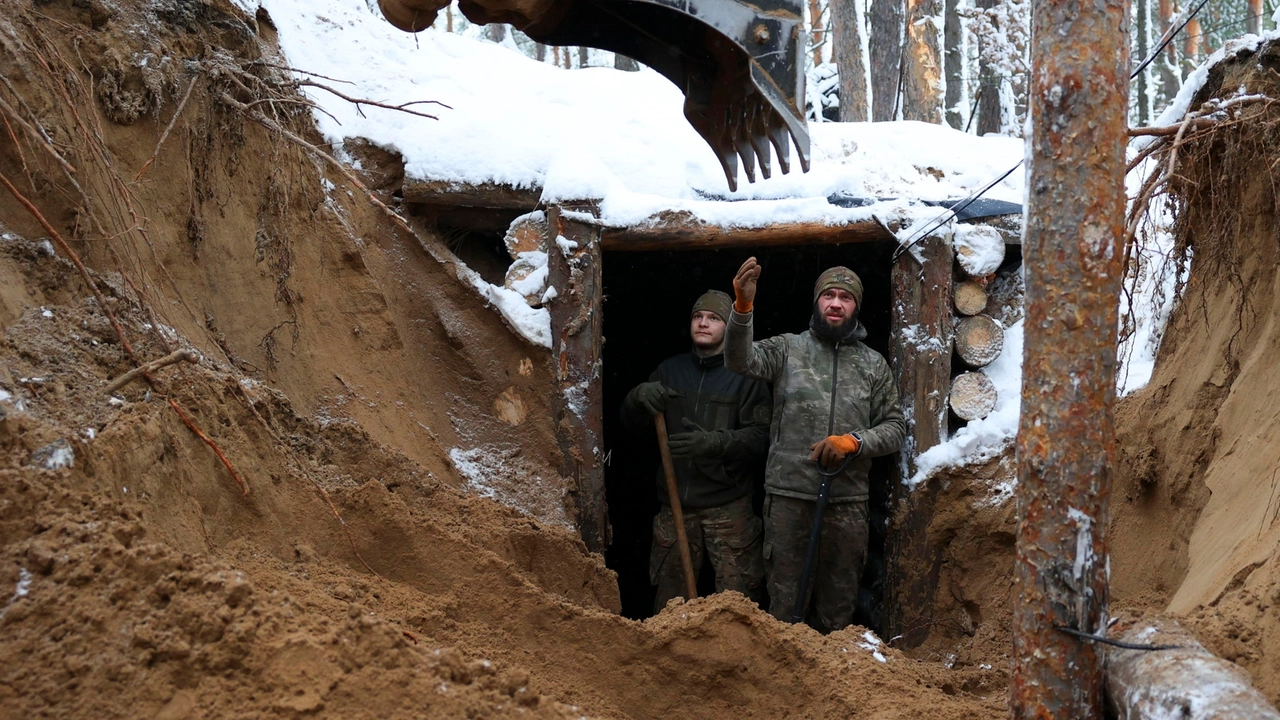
[691,290,733,322]
[813,266,864,307]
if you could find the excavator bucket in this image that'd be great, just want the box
[379,0,811,191]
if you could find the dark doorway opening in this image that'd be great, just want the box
[601,242,898,629]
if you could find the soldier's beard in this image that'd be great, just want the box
[809,304,859,345]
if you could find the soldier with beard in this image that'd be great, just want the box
[725,259,906,632]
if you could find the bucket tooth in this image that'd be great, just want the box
[717,147,739,192]
[769,123,791,175]
[749,102,772,180]
[735,107,757,185]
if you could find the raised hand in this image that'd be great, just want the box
[733,257,761,313]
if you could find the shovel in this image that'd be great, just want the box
[655,414,698,600]
[792,456,854,623]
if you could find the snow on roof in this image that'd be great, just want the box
[257,0,1025,230]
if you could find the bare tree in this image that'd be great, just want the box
[1155,0,1180,107]
[832,0,870,120]
[944,0,964,128]
[1183,17,1202,78]
[901,0,943,122]
[868,0,904,120]
[809,0,828,65]
[974,0,1002,134]
[1248,0,1263,33]
[1134,0,1150,125]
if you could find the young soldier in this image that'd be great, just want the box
[621,290,771,612]
[725,259,906,632]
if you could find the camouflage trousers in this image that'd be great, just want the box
[650,494,765,613]
[763,493,868,633]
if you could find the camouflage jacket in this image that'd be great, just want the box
[725,310,906,502]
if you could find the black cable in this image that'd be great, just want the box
[890,0,1213,262]
[1054,625,1184,651]
[1130,0,1212,79]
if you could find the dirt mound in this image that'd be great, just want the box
[1109,38,1280,704]
[0,0,1008,716]
[0,232,1003,718]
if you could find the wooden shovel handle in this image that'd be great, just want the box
[655,414,698,600]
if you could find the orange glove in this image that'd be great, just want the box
[733,257,760,314]
[808,433,861,470]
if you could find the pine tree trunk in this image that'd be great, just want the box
[868,0,904,120]
[446,4,453,32]
[833,0,871,121]
[1183,18,1201,78]
[487,23,507,43]
[578,46,588,67]
[536,42,546,62]
[943,0,964,128]
[1012,0,1127,709]
[1155,0,1180,104]
[1135,0,1149,125]
[1248,0,1263,34]
[975,0,1001,135]
[614,53,639,71]
[901,0,943,122]
[809,0,826,65]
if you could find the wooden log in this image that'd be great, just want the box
[884,233,953,647]
[954,280,988,316]
[504,211,547,258]
[599,211,895,251]
[545,203,610,553]
[955,314,1004,367]
[1106,615,1280,720]
[949,371,997,421]
[402,177,542,210]
[954,223,1006,276]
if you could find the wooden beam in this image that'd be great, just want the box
[883,233,954,648]
[599,212,894,251]
[401,178,541,210]
[545,203,610,553]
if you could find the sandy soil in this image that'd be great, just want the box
[0,0,1276,716]
[0,1,1006,716]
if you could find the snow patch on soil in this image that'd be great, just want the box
[448,445,572,529]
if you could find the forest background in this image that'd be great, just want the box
[412,0,1278,136]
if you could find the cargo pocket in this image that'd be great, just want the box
[649,510,677,585]
[708,393,739,430]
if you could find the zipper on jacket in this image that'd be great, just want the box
[827,342,840,435]
[684,364,708,504]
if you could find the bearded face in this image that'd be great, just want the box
[809,288,860,344]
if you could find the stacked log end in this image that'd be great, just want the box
[954,280,989,317]
[948,230,1010,422]
[955,315,1004,368]
[949,371,998,421]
